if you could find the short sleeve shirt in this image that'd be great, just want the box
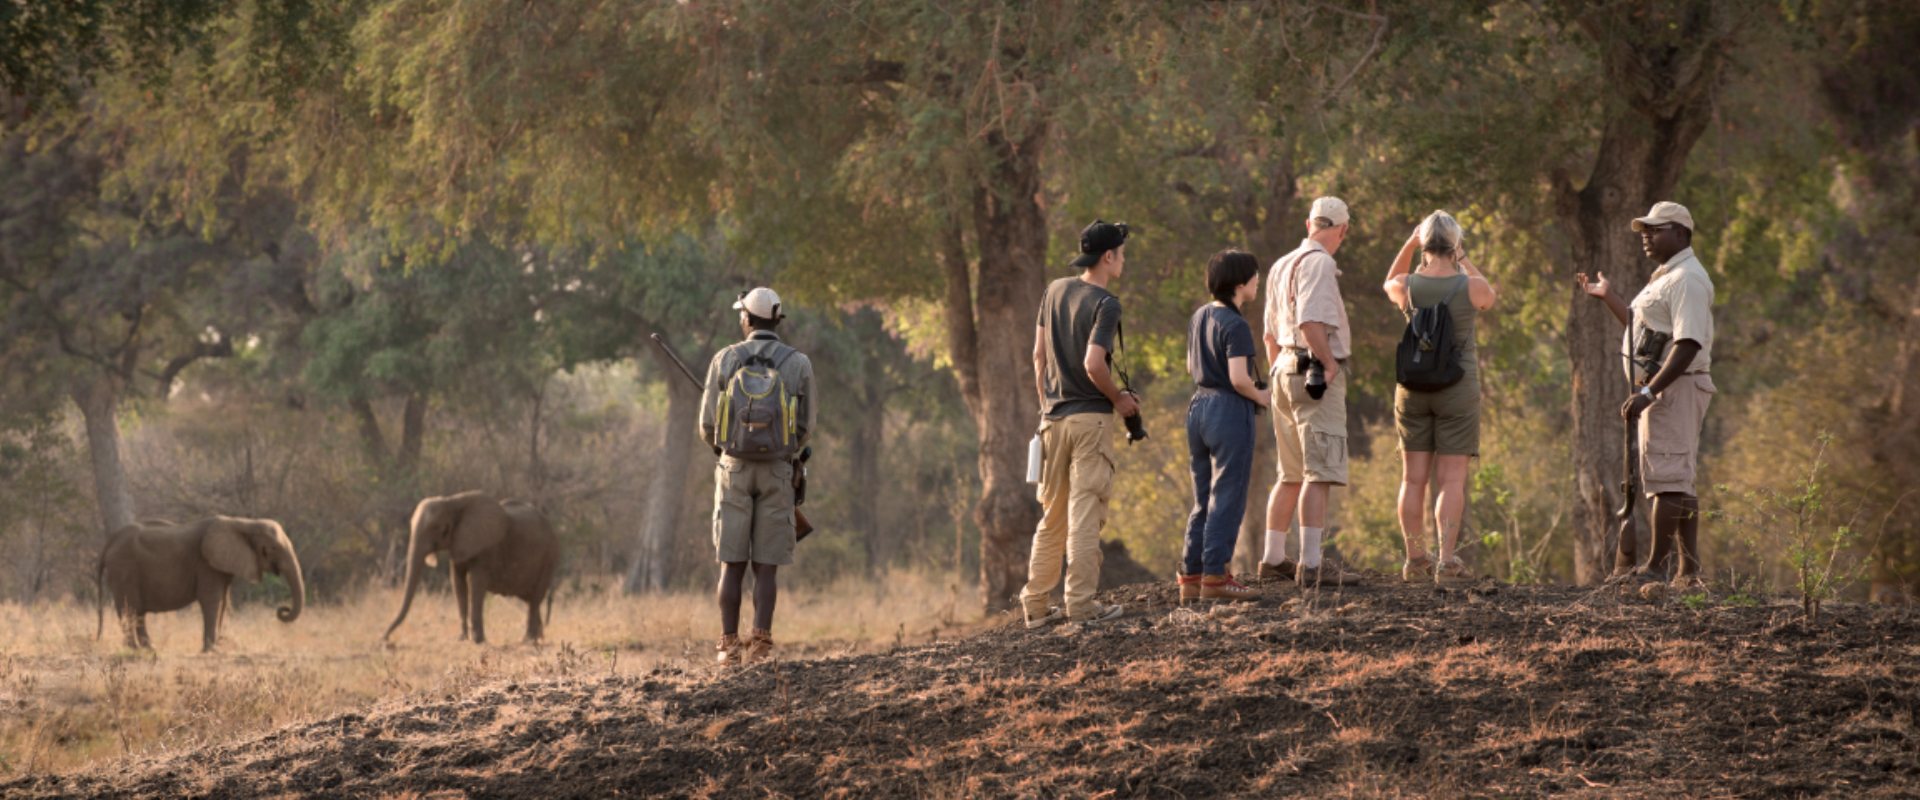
[1621,248,1715,380]
[1187,304,1259,391]
[1264,239,1351,360]
[1037,277,1122,418]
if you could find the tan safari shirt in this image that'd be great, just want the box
[1621,247,1715,381]
[699,331,817,451]
[1264,239,1352,360]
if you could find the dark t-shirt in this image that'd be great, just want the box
[1187,303,1259,392]
[1037,277,1122,418]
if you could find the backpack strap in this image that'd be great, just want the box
[1440,273,1470,306]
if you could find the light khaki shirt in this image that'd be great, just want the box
[699,331,817,451]
[1622,247,1715,381]
[1264,239,1351,360]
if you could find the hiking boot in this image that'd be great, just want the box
[1257,560,1297,582]
[1069,603,1126,625]
[1200,573,1258,602]
[1177,572,1203,604]
[1024,605,1065,630]
[1296,563,1361,588]
[1402,553,1436,583]
[1435,558,1474,586]
[1670,574,1707,592]
[716,634,743,667]
[743,628,774,664]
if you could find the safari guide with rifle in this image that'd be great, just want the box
[1022,220,1138,629]
[1576,202,1715,591]
[698,287,817,666]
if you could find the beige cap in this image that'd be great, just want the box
[1309,196,1349,226]
[1630,201,1695,232]
[732,287,782,319]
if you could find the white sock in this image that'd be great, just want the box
[1262,529,1288,564]
[1300,527,1324,569]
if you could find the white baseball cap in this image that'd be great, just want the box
[1309,196,1350,226]
[733,287,782,319]
[1630,201,1695,232]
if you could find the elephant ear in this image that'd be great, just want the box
[449,495,511,564]
[202,519,263,584]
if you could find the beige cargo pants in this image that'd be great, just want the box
[1020,414,1115,621]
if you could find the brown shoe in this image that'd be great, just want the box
[1670,574,1707,592]
[1402,553,1436,583]
[1177,572,1203,604]
[743,628,774,664]
[1200,573,1257,602]
[1257,560,1297,582]
[1435,558,1474,586]
[716,634,743,667]
[1296,563,1361,588]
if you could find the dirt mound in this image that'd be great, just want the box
[8,579,1920,798]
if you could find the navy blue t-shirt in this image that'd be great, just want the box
[1187,303,1259,391]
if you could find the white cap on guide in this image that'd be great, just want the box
[1309,196,1350,227]
[733,287,782,319]
[1630,201,1695,232]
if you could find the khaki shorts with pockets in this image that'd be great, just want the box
[1639,373,1715,497]
[1273,356,1349,485]
[712,457,797,565]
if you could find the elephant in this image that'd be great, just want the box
[95,516,305,652]
[383,491,558,645]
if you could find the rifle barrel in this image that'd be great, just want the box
[650,333,704,389]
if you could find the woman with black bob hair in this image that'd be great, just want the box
[1176,249,1272,604]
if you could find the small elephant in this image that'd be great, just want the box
[383,491,558,645]
[96,516,305,652]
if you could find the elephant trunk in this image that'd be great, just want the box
[275,549,305,623]
[384,544,429,641]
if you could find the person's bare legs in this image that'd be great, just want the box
[1432,455,1472,562]
[751,562,778,632]
[1299,482,1329,529]
[718,562,748,636]
[1262,480,1303,564]
[1397,451,1434,560]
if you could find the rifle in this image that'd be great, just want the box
[1607,414,1641,583]
[650,333,814,541]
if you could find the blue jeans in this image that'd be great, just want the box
[1183,390,1255,576]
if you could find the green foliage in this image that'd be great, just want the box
[1709,433,1877,624]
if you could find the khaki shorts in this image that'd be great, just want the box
[712,457,797,565]
[1273,356,1348,485]
[1395,375,1481,456]
[1639,373,1715,497]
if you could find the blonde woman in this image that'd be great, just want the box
[1382,211,1497,584]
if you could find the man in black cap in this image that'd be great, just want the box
[1022,220,1135,628]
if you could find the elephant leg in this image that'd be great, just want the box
[135,613,152,650]
[116,595,140,649]
[524,593,543,642]
[453,565,472,642]
[466,571,489,645]
[198,578,229,653]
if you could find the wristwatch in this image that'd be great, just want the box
[1638,386,1655,399]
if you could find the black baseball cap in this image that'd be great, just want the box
[1070,220,1130,268]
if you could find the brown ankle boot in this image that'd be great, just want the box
[1177,572,1203,604]
[1257,560,1296,582]
[743,628,774,664]
[716,634,742,667]
[1200,573,1257,602]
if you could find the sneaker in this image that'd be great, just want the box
[1177,573,1203,604]
[1296,563,1361,588]
[1069,603,1126,625]
[1257,560,1297,582]
[1434,558,1474,586]
[743,628,774,664]
[1200,574,1257,602]
[1402,553,1436,583]
[716,634,743,667]
[1024,605,1065,630]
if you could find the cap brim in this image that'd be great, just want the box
[1629,217,1659,231]
[1070,251,1102,268]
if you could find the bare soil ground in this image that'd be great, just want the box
[7,576,1919,799]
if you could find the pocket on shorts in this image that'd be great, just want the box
[1643,442,1693,487]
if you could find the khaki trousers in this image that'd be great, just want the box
[1021,414,1116,620]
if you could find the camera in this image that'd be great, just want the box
[1305,359,1327,400]
[1123,411,1148,444]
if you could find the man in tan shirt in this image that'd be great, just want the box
[1258,197,1361,587]
[1576,201,1716,590]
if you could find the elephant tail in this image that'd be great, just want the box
[94,550,107,641]
[545,587,554,627]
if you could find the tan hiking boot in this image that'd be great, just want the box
[1435,558,1474,586]
[743,629,774,664]
[1257,560,1297,582]
[1200,573,1257,602]
[1296,563,1361,588]
[716,634,743,667]
[1177,572,1203,604]
[1024,605,1065,629]
[1402,553,1436,583]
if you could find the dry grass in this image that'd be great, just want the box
[0,567,979,776]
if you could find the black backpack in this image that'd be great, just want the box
[1395,275,1469,392]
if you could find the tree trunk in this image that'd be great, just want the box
[70,375,136,536]
[850,384,885,573]
[398,391,427,474]
[1557,5,1730,583]
[626,345,703,593]
[350,396,390,469]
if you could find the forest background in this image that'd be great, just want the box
[3,0,1918,616]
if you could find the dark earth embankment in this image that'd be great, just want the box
[7,578,1919,798]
